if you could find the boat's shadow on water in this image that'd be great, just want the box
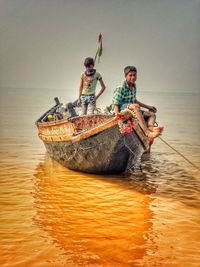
[32,153,200,266]
[34,151,200,208]
[32,154,159,266]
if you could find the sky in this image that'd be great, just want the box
[0,0,200,94]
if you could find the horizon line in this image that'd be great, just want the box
[0,86,199,94]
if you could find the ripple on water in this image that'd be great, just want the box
[1,133,200,266]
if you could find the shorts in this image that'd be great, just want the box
[81,94,95,105]
[80,94,96,115]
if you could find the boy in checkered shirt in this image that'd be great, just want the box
[112,66,163,141]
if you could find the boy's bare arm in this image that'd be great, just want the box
[114,105,119,115]
[95,79,106,101]
[135,99,157,113]
[77,79,83,105]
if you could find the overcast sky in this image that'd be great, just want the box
[0,0,200,93]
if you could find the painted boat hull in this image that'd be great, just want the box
[43,124,145,174]
[36,101,149,174]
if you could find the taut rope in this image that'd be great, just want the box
[158,137,200,171]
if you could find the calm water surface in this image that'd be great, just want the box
[0,88,200,267]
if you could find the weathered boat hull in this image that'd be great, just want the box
[36,99,149,174]
[43,124,145,174]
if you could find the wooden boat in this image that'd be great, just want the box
[36,98,149,174]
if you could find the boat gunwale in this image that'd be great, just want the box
[37,116,149,150]
[38,116,118,142]
[36,114,114,128]
[36,100,149,149]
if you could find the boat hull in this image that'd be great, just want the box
[43,124,145,174]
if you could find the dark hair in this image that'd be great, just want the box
[84,57,95,67]
[124,66,137,76]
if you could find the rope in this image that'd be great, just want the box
[158,136,200,171]
[67,145,96,161]
[123,136,143,173]
[121,115,199,171]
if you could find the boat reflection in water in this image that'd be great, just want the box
[33,154,159,266]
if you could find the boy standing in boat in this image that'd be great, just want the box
[77,57,106,115]
[112,66,163,141]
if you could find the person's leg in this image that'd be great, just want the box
[128,104,161,140]
[143,111,156,131]
[80,95,88,115]
[144,111,164,135]
[87,95,96,115]
[81,104,87,115]
[128,104,149,135]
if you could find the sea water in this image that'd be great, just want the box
[0,87,200,266]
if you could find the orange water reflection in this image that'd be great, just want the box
[33,156,156,266]
[1,146,200,266]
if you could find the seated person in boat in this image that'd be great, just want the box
[112,66,163,140]
[77,57,106,115]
